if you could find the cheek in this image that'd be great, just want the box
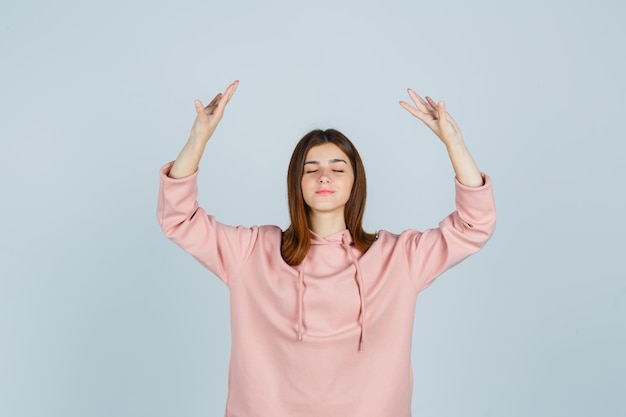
[338,179,354,202]
[345,177,355,193]
[300,177,314,202]
[300,177,311,193]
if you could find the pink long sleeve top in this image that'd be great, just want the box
[157,162,496,417]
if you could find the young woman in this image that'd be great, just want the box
[157,80,496,417]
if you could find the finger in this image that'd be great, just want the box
[407,88,427,111]
[205,93,222,110]
[407,88,427,104]
[399,101,437,126]
[226,80,239,99]
[406,89,431,113]
[425,96,438,114]
[399,100,426,119]
[221,80,239,106]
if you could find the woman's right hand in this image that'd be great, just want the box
[190,80,239,143]
[167,81,239,179]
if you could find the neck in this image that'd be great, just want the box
[308,212,347,238]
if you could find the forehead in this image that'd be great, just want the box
[304,143,351,163]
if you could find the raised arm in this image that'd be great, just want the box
[168,80,239,179]
[158,80,260,285]
[399,89,483,187]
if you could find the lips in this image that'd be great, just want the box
[316,189,334,196]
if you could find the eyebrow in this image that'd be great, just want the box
[303,159,348,165]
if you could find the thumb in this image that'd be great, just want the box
[194,100,205,115]
[437,101,447,130]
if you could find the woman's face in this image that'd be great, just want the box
[301,143,355,218]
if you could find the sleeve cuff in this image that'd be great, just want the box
[454,172,495,216]
[454,172,491,190]
[159,161,199,182]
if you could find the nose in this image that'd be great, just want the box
[319,172,331,184]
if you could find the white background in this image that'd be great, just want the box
[1,0,624,416]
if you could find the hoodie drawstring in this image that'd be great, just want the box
[296,234,366,351]
[342,234,366,351]
[297,258,307,342]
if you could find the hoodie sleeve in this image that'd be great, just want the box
[403,173,496,292]
[156,162,258,286]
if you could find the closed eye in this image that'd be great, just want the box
[305,170,318,174]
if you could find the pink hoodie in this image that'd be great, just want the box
[157,162,496,417]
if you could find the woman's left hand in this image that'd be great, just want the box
[399,88,484,187]
[400,89,464,149]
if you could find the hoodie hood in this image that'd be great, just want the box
[295,229,367,351]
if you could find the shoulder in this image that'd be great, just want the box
[375,229,421,241]
[245,224,284,249]
[213,223,282,251]
[367,229,421,250]
[257,224,283,235]
[258,225,283,244]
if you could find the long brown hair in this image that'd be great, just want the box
[281,129,377,266]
